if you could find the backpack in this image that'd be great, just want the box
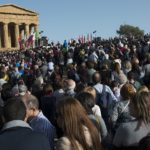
[96,85,113,118]
[96,85,112,108]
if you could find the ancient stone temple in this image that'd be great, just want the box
[0,4,39,51]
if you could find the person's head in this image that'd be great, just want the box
[67,64,74,70]
[3,97,26,122]
[110,80,120,94]
[43,83,53,95]
[92,72,101,84]
[0,71,5,79]
[131,57,139,65]
[123,60,132,70]
[110,80,119,89]
[75,82,87,94]
[138,86,149,94]
[53,79,64,90]
[127,72,136,83]
[54,65,60,73]
[113,62,121,74]
[101,64,108,70]
[1,83,12,102]
[18,84,28,96]
[120,83,136,100]
[35,69,42,78]
[21,94,39,120]
[130,92,150,124]
[81,62,86,69]
[76,92,95,114]
[64,79,76,91]
[83,86,96,100]
[56,97,101,150]
[87,61,95,69]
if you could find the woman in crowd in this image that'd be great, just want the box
[83,86,101,117]
[110,83,136,135]
[113,92,150,149]
[138,85,149,93]
[76,92,108,141]
[112,62,127,85]
[55,97,101,150]
[123,60,132,75]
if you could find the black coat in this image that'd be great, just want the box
[0,127,51,150]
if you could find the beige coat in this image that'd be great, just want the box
[56,126,92,150]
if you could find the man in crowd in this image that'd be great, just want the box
[0,97,51,150]
[21,94,56,150]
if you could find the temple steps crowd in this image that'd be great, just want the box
[0,35,150,150]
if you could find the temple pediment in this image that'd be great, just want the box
[0,4,38,51]
[0,4,38,16]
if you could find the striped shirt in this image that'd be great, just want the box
[29,111,56,150]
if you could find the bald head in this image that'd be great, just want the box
[65,79,76,90]
[92,72,101,84]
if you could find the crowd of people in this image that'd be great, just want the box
[0,34,150,150]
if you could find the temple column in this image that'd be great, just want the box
[34,25,38,32]
[0,27,1,48]
[34,25,38,48]
[15,23,19,48]
[8,26,11,48]
[3,23,9,48]
[25,24,29,38]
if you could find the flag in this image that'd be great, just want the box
[27,34,34,48]
[90,34,93,41]
[18,33,25,49]
[34,31,39,47]
[83,36,86,43]
[18,36,22,49]
[87,34,89,42]
[81,35,84,43]
[24,33,28,48]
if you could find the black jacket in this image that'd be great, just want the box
[0,127,51,150]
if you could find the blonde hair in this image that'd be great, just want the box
[132,92,150,124]
[124,61,132,70]
[138,86,149,93]
[83,86,96,101]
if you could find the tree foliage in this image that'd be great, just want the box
[117,24,144,37]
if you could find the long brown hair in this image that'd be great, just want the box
[131,92,150,124]
[114,62,121,74]
[56,97,101,150]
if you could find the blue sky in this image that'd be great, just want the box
[1,0,150,43]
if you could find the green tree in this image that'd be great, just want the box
[117,24,144,37]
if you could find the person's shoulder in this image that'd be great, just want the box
[105,84,112,92]
[27,130,49,141]
[31,115,53,128]
[26,131,51,150]
[118,120,138,131]
[59,136,70,143]
[56,136,71,150]
[117,100,128,106]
